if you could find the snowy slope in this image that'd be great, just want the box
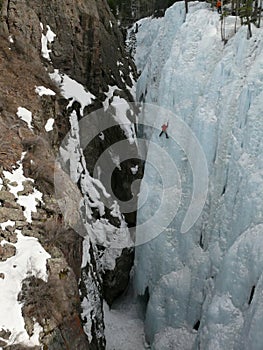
[133,2,263,349]
[0,154,50,347]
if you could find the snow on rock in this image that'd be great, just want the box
[102,86,137,144]
[133,1,263,348]
[3,152,29,196]
[50,69,95,114]
[58,111,83,184]
[110,96,136,144]
[3,153,43,223]
[99,132,105,141]
[0,230,50,347]
[0,153,48,345]
[40,23,56,61]
[103,85,117,110]
[131,165,138,175]
[35,85,56,96]
[0,220,15,230]
[55,88,134,344]
[81,296,93,343]
[16,107,33,130]
[110,200,122,218]
[58,110,132,252]
[128,71,137,97]
[90,219,132,270]
[45,118,55,132]
[80,238,104,345]
[16,188,43,223]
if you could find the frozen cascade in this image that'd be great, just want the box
[132,1,263,349]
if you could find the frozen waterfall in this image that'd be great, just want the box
[131,1,263,349]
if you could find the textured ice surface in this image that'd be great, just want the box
[133,1,263,348]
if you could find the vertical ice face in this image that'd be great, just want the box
[133,2,263,347]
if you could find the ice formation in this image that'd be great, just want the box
[132,2,263,348]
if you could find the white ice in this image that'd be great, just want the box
[132,1,263,348]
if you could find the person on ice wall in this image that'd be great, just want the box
[216,0,222,13]
[159,122,169,138]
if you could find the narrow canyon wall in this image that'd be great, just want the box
[0,0,139,348]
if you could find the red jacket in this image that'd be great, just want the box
[162,123,168,131]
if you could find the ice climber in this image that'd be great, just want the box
[159,122,169,139]
[216,0,222,13]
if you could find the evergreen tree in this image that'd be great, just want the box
[221,0,262,39]
[107,0,177,26]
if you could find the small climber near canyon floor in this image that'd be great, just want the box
[216,0,222,13]
[159,121,169,139]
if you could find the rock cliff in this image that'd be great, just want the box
[0,0,138,348]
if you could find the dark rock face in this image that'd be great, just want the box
[47,318,92,350]
[3,0,136,96]
[103,247,134,306]
[0,243,16,261]
[80,243,105,350]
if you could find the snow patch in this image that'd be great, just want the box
[35,85,56,96]
[45,118,55,132]
[103,85,119,110]
[131,165,138,175]
[49,69,95,114]
[17,188,43,223]
[0,231,50,347]
[0,220,15,230]
[17,107,33,130]
[3,153,43,223]
[40,23,56,61]
[99,132,105,141]
[111,96,136,144]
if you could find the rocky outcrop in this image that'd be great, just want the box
[2,0,136,98]
[103,247,134,305]
[0,0,139,349]
[0,133,89,350]
[0,243,16,261]
[0,26,90,349]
